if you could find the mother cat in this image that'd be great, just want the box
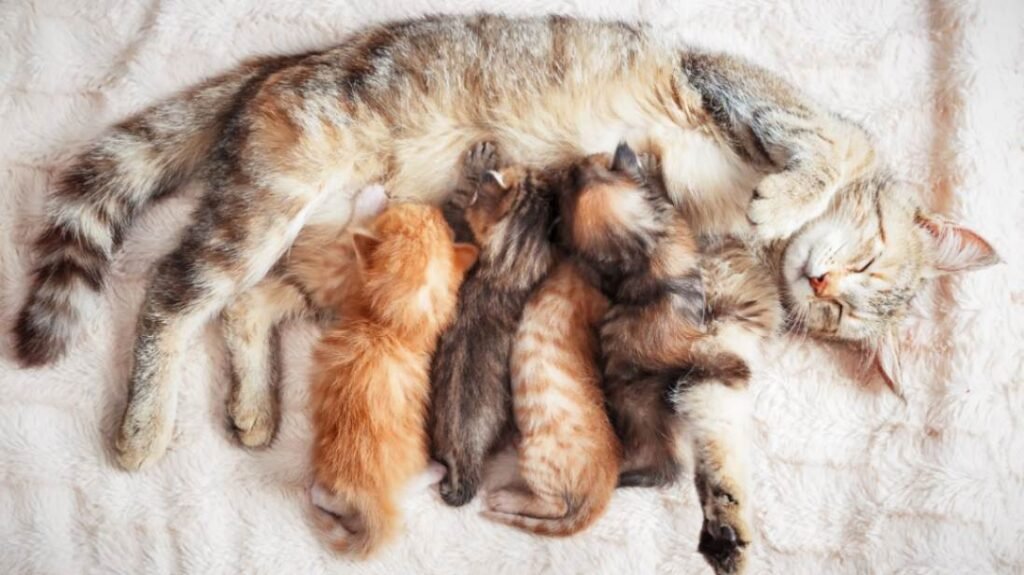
[14,9,995,559]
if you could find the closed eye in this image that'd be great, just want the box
[853,256,876,274]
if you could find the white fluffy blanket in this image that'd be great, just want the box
[1,1,1021,573]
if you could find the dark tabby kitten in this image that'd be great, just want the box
[430,141,558,507]
[559,143,781,574]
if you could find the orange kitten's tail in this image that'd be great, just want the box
[482,489,613,537]
[310,482,399,557]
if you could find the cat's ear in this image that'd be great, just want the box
[351,232,381,269]
[872,332,906,402]
[452,243,479,274]
[915,212,1000,276]
[611,141,641,178]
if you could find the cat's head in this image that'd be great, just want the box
[558,142,673,279]
[352,204,477,334]
[780,173,999,386]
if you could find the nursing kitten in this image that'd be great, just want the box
[430,141,558,507]
[560,143,705,487]
[485,260,621,536]
[309,203,478,556]
[560,143,782,573]
[221,184,388,448]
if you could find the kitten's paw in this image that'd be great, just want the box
[464,140,502,178]
[485,490,525,514]
[229,390,278,448]
[114,406,173,471]
[746,173,823,242]
[424,461,447,485]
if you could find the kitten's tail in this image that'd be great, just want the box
[483,489,614,537]
[13,56,296,366]
[310,482,400,557]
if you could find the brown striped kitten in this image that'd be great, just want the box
[485,260,621,536]
[429,141,558,507]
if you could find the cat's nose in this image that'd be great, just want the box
[808,273,830,297]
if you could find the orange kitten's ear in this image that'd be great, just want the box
[452,243,479,274]
[915,212,1000,276]
[352,232,381,269]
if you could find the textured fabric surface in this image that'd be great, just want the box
[1,1,1021,573]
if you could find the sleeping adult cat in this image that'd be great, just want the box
[14,12,997,564]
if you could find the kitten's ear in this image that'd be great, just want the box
[482,170,507,189]
[351,232,382,269]
[611,141,641,178]
[452,243,480,274]
[915,212,1000,276]
[873,332,906,403]
[477,170,509,203]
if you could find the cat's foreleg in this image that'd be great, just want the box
[672,363,754,575]
[679,53,875,241]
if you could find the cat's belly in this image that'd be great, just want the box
[382,94,758,236]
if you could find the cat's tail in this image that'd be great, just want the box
[310,482,400,557]
[13,56,298,366]
[482,488,614,537]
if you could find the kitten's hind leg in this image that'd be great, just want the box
[672,373,754,575]
[222,278,309,448]
[115,176,337,470]
[486,488,568,519]
[606,377,682,488]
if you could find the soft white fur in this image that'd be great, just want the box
[1,1,1021,573]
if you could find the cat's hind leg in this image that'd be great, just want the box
[222,277,309,448]
[115,174,344,470]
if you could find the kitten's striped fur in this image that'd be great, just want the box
[558,145,781,572]
[487,260,620,536]
[429,142,558,507]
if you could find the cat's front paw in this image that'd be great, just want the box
[229,390,278,448]
[746,173,825,242]
[696,479,752,574]
[698,517,749,574]
[114,403,173,471]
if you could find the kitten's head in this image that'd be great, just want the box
[558,143,672,279]
[780,173,999,384]
[462,164,557,282]
[352,204,477,335]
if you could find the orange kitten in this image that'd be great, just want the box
[485,260,621,536]
[309,204,477,556]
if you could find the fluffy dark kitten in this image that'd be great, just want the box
[559,143,780,574]
[430,142,558,507]
[560,143,707,487]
